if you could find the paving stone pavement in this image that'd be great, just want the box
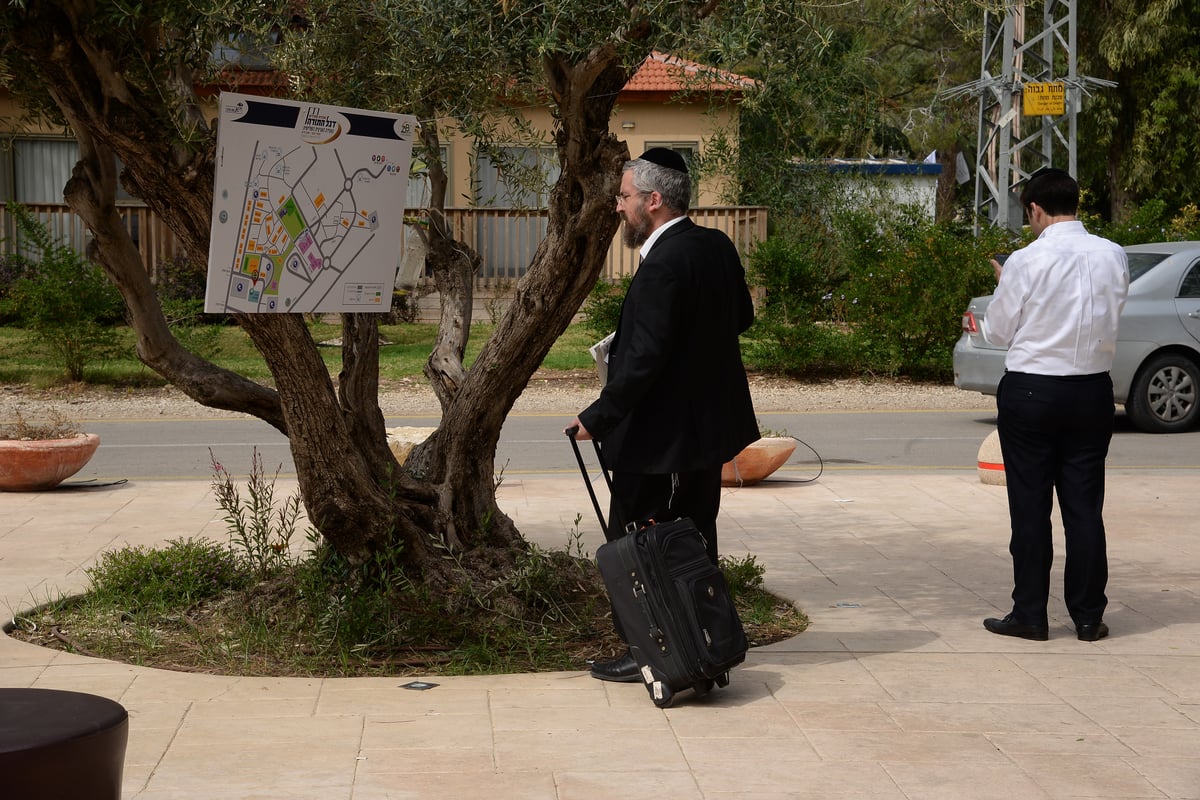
[2,467,1198,799]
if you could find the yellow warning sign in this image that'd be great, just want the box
[1023,82,1065,116]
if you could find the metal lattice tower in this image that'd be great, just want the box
[944,1,1113,233]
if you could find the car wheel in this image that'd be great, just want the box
[1125,353,1200,433]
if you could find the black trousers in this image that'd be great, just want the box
[606,465,724,565]
[996,371,1114,627]
[603,465,723,644]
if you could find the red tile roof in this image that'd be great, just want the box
[196,68,289,98]
[219,69,284,87]
[622,52,755,96]
[204,52,753,100]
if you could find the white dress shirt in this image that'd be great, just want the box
[639,214,686,260]
[983,220,1129,375]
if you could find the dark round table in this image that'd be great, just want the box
[0,688,128,799]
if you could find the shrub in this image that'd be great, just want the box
[85,537,247,612]
[1084,200,1200,245]
[210,448,304,581]
[746,205,1010,379]
[155,256,225,359]
[580,274,632,340]
[838,209,1009,377]
[745,214,864,375]
[0,202,125,380]
[0,252,30,324]
[0,409,78,440]
[386,288,423,324]
[155,255,209,308]
[719,553,765,595]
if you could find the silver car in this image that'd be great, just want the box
[953,241,1200,433]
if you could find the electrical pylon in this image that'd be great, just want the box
[944,1,1113,232]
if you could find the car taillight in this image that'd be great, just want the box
[962,310,979,334]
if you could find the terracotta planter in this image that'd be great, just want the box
[721,436,797,487]
[0,433,100,492]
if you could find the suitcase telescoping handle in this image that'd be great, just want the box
[565,425,614,536]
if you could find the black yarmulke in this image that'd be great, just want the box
[639,147,688,174]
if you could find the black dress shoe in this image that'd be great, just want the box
[589,650,641,683]
[1076,622,1109,641]
[983,614,1049,641]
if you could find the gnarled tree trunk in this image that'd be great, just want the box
[4,1,632,584]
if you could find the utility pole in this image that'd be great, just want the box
[944,1,1113,233]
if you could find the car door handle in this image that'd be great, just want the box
[1190,309,1200,319]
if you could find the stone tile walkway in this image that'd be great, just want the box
[2,469,1198,798]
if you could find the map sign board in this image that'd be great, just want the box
[205,92,417,313]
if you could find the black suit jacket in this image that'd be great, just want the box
[579,217,759,473]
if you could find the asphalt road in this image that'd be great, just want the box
[73,408,1200,484]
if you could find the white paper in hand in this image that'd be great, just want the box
[590,332,615,387]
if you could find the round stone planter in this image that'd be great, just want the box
[386,426,437,464]
[977,429,1005,486]
[721,436,797,487]
[0,433,100,492]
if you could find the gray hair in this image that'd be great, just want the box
[624,158,691,215]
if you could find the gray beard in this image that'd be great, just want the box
[622,218,650,249]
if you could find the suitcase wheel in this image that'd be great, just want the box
[715,672,730,689]
[692,678,715,698]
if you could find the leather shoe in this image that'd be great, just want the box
[983,614,1049,641]
[1076,622,1109,642]
[589,650,640,683]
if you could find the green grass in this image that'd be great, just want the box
[8,540,807,677]
[8,466,809,678]
[0,320,598,388]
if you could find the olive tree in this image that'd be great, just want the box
[0,0,774,592]
[1078,0,1200,220]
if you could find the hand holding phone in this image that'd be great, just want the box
[990,253,1008,282]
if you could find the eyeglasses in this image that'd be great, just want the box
[615,190,651,203]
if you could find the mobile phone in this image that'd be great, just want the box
[992,253,1009,265]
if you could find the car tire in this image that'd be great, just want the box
[1125,352,1200,433]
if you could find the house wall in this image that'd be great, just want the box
[813,160,943,220]
[434,99,738,208]
[3,87,738,208]
[0,95,50,133]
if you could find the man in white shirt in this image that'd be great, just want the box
[981,167,1129,643]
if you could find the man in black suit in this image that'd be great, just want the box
[567,148,759,682]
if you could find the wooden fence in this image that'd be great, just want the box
[0,204,184,283]
[0,203,767,290]
[437,205,768,287]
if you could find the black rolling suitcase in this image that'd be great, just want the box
[567,428,748,708]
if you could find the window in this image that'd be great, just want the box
[1,137,143,259]
[210,31,280,70]
[644,141,699,204]
[474,146,560,209]
[405,146,449,211]
[1180,261,1200,299]
[11,139,75,204]
[0,143,9,204]
[2,137,136,205]
[1128,253,1170,283]
[470,146,559,280]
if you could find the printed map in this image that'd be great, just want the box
[205,92,417,313]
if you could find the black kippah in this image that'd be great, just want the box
[639,147,688,174]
